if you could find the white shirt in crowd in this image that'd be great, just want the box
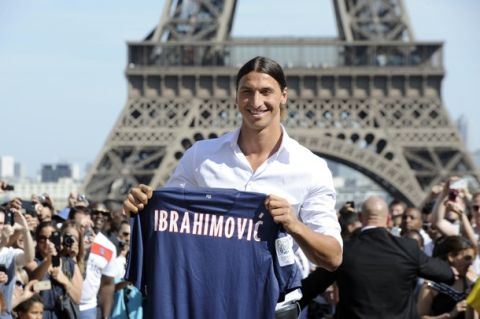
[80,232,117,311]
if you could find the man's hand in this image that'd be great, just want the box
[7,197,21,212]
[265,194,301,234]
[123,184,153,214]
[0,271,8,284]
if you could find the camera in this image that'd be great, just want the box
[448,189,459,201]
[1,184,14,191]
[63,234,75,247]
[346,201,355,209]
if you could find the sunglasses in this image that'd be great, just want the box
[473,205,480,211]
[15,280,25,289]
[37,235,52,243]
[121,232,130,237]
[92,211,110,218]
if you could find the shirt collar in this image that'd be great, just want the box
[227,125,292,155]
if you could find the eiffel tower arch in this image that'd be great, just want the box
[83,0,479,207]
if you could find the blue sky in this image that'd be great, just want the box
[1,0,479,176]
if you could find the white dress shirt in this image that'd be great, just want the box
[166,126,342,247]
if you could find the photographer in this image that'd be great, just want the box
[26,221,82,319]
[431,177,477,254]
[0,202,35,319]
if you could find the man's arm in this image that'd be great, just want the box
[98,275,115,319]
[14,211,35,267]
[266,195,342,271]
[417,246,454,285]
[298,266,337,308]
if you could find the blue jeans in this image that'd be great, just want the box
[79,307,97,319]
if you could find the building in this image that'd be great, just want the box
[0,177,82,210]
[41,163,73,182]
[0,156,15,179]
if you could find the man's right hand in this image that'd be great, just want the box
[123,184,153,214]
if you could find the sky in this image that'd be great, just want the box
[0,0,479,177]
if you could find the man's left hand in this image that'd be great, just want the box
[265,195,301,234]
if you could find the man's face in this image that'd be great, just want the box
[236,71,287,132]
[401,208,422,231]
[390,204,405,227]
[91,210,109,232]
[472,195,480,227]
[119,223,131,245]
[38,205,52,222]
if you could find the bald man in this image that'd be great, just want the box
[300,196,454,319]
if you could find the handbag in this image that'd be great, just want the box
[55,257,80,319]
[57,294,80,319]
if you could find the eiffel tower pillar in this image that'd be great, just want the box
[83,0,479,207]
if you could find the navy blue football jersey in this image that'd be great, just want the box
[126,187,301,319]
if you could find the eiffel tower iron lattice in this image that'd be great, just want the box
[83,0,479,207]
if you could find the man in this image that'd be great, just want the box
[388,199,406,236]
[79,202,117,319]
[124,56,342,270]
[401,207,433,255]
[300,196,454,319]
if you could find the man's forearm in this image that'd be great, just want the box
[99,276,115,319]
[290,223,342,271]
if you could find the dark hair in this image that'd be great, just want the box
[339,211,360,238]
[35,221,57,240]
[68,206,90,220]
[235,56,287,91]
[61,220,85,274]
[433,235,475,261]
[401,229,424,248]
[14,294,43,314]
[389,199,407,210]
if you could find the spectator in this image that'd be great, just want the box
[389,199,407,236]
[338,211,361,242]
[401,207,433,255]
[417,235,477,318]
[431,178,477,253]
[14,294,44,319]
[79,202,117,319]
[0,204,35,319]
[26,221,82,318]
[60,220,86,276]
[300,196,454,319]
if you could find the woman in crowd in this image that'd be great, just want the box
[60,220,85,276]
[417,235,477,319]
[25,221,83,319]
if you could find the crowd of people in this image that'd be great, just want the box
[302,177,480,319]
[0,182,140,319]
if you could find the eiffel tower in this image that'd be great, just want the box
[83,0,479,207]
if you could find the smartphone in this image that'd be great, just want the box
[450,179,467,190]
[50,231,62,248]
[33,280,52,291]
[0,264,7,273]
[50,231,62,267]
[346,201,355,209]
[5,210,15,226]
